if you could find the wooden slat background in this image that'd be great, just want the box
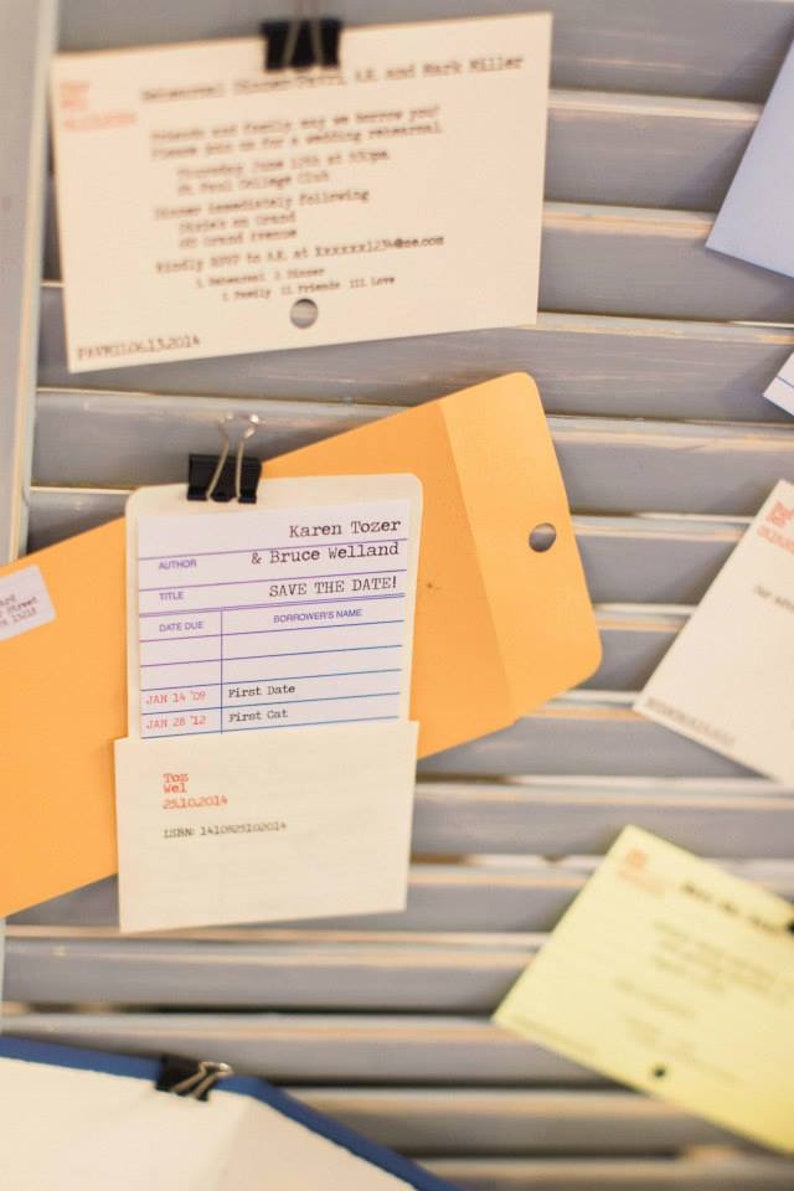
[51,0,794,103]
[27,393,794,513]
[27,498,748,603]
[36,299,794,422]
[41,206,794,323]
[422,1155,794,1189]
[0,0,55,561]
[5,0,794,1187]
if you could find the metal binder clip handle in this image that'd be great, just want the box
[188,414,261,504]
[232,415,261,503]
[202,422,231,503]
[157,1056,234,1102]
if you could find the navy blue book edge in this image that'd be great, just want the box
[0,1035,460,1191]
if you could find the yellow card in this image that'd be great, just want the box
[494,826,794,1153]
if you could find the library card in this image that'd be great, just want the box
[135,494,420,739]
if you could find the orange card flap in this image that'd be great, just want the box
[266,394,513,756]
[0,371,599,916]
[442,374,602,714]
[266,373,601,755]
[0,522,125,916]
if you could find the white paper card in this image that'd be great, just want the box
[635,480,794,783]
[707,40,794,278]
[51,15,552,372]
[126,476,421,737]
[765,351,794,416]
[115,719,418,933]
[0,566,55,641]
[0,1056,416,1189]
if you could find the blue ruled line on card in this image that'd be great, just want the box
[141,645,403,670]
[140,568,408,593]
[139,537,408,562]
[141,667,402,693]
[140,593,405,618]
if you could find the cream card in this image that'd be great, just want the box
[634,480,794,784]
[127,478,421,739]
[50,14,552,372]
[494,826,794,1153]
[115,719,418,933]
[765,351,794,416]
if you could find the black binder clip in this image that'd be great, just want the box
[262,15,342,71]
[156,1055,234,1102]
[188,414,261,505]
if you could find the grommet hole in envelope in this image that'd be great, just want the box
[528,522,557,552]
[265,373,602,756]
[114,474,422,933]
[0,373,600,919]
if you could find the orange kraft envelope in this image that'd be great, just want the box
[0,373,600,916]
